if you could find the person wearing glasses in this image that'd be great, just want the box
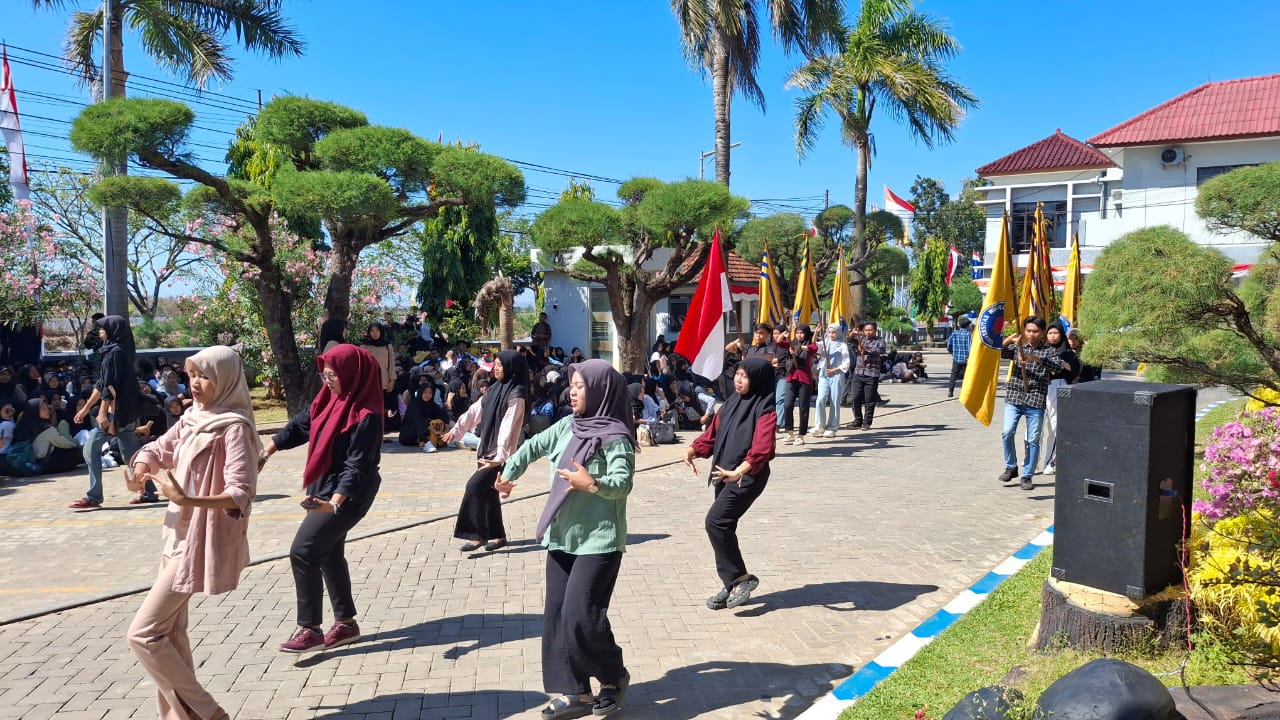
[260,345,385,653]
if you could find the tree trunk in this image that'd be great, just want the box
[499,295,513,350]
[616,308,653,375]
[103,1,130,318]
[851,139,870,320]
[711,31,732,187]
[322,230,360,324]
[255,268,312,417]
[1032,579,1188,654]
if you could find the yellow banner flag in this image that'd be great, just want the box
[758,240,786,327]
[961,212,1017,426]
[829,248,855,334]
[792,241,820,330]
[1061,233,1081,333]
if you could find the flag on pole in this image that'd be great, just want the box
[1016,203,1055,321]
[674,229,732,380]
[791,240,820,331]
[960,212,1017,426]
[829,248,855,335]
[1,46,30,202]
[971,251,983,280]
[945,246,962,286]
[1060,233,1082,333]
[884,186,916,214]
[757,239,786,327]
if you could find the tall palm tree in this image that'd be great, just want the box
[672,0,845,187]
[31,0,304,317]
[787,0,977,317]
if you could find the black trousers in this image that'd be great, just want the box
[543,550,625,695]
[290,497,374,628]
[454,463,505,541]
[705,473,769,589]
[42,446,84,474]
[948,360,967,396]
[782,379,813,435]
[851,374,880,426]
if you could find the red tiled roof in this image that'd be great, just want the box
[1089,74,1280,147]
[976,129,1114,177]
[725,251,757,286]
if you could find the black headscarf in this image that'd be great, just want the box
[13,398,48,443]
[16,364,41,394]
[361,321,391,347]
[318,318,347,350]
[95,315,142,426]
[535,359,635,541]
[97,315,135,363]
[477,350,529,459]
[712,357,776,483]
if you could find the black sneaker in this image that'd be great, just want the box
[726,575,759,608]
[998,467,1018,483]
[1020,477,1034,491]
[848,420,863,429]
[706,588,730,610]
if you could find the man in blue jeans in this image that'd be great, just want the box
[998,317,1064,491]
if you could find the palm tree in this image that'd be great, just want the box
[31,0,304,317]
[787,0,977,317]
[672,0,845,187]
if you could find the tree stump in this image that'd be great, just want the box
[1032,578,1189,653]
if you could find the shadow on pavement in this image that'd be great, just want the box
[468,533,673,558]
[624,660,856,720]
[292,612,543,668]
[318,689,548,719]
[732,580,939,617]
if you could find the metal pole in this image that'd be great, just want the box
[100,0,115,315]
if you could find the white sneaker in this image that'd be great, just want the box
[423,444,438,454]
[1042,464,1056,475]
[793,435,805,446]
[782,433,796,445]
[821,430,836,438]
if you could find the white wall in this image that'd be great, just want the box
[541,271,592,356]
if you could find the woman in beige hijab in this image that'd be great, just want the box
[127,346,260,720]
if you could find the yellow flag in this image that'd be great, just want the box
[791,241,820,330]
[1061,233,1081,333]
[758,240,786,327]
[961,212,1017,426]
[829,248,855,334]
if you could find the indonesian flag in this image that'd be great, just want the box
[674,228,731,380]
[1,46,30,201]
[971,251,982,280]
[945,246,962,285]
[884,186,915,214]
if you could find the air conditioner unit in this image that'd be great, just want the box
[1160,147,1185,166]
[1110,188,1123,205]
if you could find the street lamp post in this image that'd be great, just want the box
[699,142,742,180]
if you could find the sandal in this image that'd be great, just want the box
[484,539,507,552]
[460,541,483,552]
[592,670,630,716]
[541,695,592,720]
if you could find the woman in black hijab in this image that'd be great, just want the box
[442,350,529,552]
[683,357,777,610]
[399,383,448,449]
[317,318,347,354]
[71,315,149,508]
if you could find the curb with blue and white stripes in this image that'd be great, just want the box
[798,396,1236,719]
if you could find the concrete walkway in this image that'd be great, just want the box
[1,361,1069,719]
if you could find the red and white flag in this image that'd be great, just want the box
[1,46,30,202]
[674,228,732,380]
[945,246,962,285]
[884,186,915,214]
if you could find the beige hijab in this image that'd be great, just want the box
[176,346,261,494]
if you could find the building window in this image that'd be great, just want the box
[1196,164,1257,185]
[667,295,691,335]
[1010,201,1067,254]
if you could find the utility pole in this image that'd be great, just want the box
[100,0,129,318]
[824,189,829,209]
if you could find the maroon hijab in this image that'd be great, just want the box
[304,344,384,488]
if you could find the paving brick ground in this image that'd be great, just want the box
[1,356,1181,719]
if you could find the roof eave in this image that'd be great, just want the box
[977,162,1115,178]
[1091,131,1280,148]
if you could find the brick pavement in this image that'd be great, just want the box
[0,363,1062,719]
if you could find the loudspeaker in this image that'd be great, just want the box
[1052,380,1195,598]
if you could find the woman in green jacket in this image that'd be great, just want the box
[496,359,635,719]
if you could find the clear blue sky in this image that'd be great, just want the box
[8,0,1280,221]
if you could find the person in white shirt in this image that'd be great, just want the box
[813,324,851,437]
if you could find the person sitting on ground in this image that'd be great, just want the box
[400,383,449,452]
[0,402,16,473]
[907,352,928,380]
[14,397,84,474]
[157,369,188,402]
[14,363,44,405]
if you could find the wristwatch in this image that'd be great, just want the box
[330,500,341,513]
[587,478,600,494]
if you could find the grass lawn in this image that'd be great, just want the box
[249,386,289,425]
[840,397,1252,720]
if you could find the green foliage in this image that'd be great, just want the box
[616,177,663,204]
[0,149,12,209]
[435,301,481,344]
[734,213,820,288]
[1197,162,1280,242]
[909,239,949,322]
[865,209,905,247]
[866,244,909,283]
[532,199,623,252]
[414,203,499,318]
[560,179,598,202]
[69,97,195,160]
[252,96,368,157]
[431,145,526,207]
[815,204,855,243]
[633,179,748,241]
[1076,225,1280,393]
[271,168,399,226]
[314,126,437,195]
[910,175,988,256]
[948,273,982,315]
[87,176,182,216]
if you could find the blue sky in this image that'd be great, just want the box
[8,0,1280,221]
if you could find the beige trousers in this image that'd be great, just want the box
[127,554,227,720]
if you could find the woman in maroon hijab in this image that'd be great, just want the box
[261,344,384,654]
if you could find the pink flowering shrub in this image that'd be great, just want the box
[0,200,101,336]
[1196,407,1280,520]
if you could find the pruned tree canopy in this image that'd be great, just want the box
[1196,162,1280,242]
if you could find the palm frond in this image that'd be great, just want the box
[128,1,233,87]
[672,0,713,72]
[792,92,828,158]
[767,0,846,55]
[63,9,104,87]
[160,0,304,59]
[882,11,963,61]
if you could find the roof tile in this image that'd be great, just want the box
[976,129,1114,177]
[1089,74,1280,147]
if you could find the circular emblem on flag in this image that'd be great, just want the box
[978,301,1006,350]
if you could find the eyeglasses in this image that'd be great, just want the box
[321,370,339,382]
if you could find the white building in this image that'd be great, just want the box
[973,73,1280,282]
[535,246,761,368]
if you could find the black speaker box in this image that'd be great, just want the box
[1052,380,1196,598]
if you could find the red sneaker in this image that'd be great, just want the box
[323,620,360,649]
[279,627,324,653]
[68,498,102,509]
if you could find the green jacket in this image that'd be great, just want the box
[502,416,634,555]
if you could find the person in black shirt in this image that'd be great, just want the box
[1039,322,1080,475]
[262,344,384,654]
[998,317,1065,490]
[1067,329,1102,384]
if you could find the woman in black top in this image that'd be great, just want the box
[400,382,448,449]
[262,344,384,654]
[1040,322,1081,475]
